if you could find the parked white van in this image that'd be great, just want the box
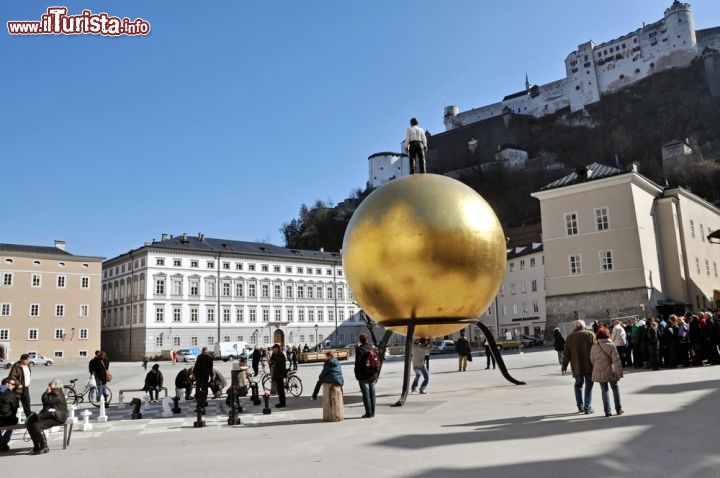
[213,341,252,361]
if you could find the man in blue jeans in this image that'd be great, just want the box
[561,319,596,414]
[411,338,431,394]
[354,334,379,418]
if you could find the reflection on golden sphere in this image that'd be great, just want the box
[342,174,506,338]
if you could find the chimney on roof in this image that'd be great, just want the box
[181,233,188,243]
[198,233,204,242]
[161,233,169,241]
[54,240,65,251]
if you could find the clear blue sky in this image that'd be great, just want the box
[3,1,719,259]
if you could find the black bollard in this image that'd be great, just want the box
[194,390,206,428]
[226,387,240,425]
[262,392,271,415]
[250,382,261,406]
[130,398,143,419]
[172,396,181,415]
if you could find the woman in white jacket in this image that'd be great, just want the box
[590,326,624,417]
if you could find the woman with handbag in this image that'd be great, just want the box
[590,326,624,417]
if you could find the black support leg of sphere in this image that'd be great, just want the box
[376,330,394,365]
[475,321,525,385]
[393,322,416,407]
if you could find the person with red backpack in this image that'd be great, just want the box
[354,334,380,418]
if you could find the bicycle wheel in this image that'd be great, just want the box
[88,386,113,407]
[261,374,272,392]
[63,386,79,405]
[287,376,303,397]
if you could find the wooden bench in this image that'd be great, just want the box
[0,421,73,449]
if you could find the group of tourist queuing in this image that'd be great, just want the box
[557,311,720,418]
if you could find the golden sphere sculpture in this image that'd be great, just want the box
[342,174,506,338]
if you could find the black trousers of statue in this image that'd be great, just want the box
[408,141,426,174]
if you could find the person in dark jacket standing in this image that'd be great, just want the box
[26,379,68,455]
[553,328,566,365]
[456,330,472,372]
[251,347,261,377]
[144,364,164,402]
[88,350,110,405]
[9,354,31,417]
[562,319,596,414]
[480,336,496,369]
[0,377,20,452]
[270,344,288,408]
[311,350,344,400]
[194,347,214,406]
[354,334,379,418]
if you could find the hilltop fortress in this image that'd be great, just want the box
[443,1,720,131]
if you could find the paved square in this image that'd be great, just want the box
[5,350,719,477]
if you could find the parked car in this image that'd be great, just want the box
[494,337,531,350]
[520,335,542,347]
[176,349,197,362]
[530,334,545,346]
[28,353,53,366]
[0,358,12,369]
[430,340,456,355]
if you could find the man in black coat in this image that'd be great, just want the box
[193,348,214,406]
[0,377,20,451]
[9,354,31,417]
[269,344,287,408]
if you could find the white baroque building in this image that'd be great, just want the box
[444,1,720,129]
[101,234,367,360]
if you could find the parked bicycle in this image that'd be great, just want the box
[261,371,303,397]
[63,378,113,407]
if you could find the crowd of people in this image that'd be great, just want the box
[556,311,720,418]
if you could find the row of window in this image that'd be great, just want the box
[500,279,541,295]
[2,258,91,269]
[486,301,541,316]
[0,304,90,317]
[0,328,89,341]
[153,279,346,301]
[689,220,716,242]
[567,251,614,275]
[564,207,609,236]
[508,257,541,272]
[103,305,358,327]
[105,257,342,278]
[103,276,349,303]
[1,272,92,289]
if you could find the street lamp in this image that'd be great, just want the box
[314,324,319,347]
[253,329,258,346]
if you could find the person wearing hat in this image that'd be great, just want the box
[144,363,164,402]
[456,330,472,372]
[269,344,288,408]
